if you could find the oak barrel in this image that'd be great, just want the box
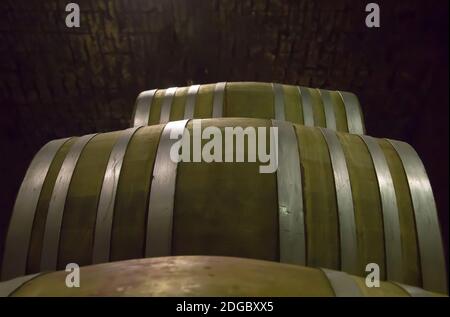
[2,118,446,293]
[132,82,365,134]
[1,256,444,297]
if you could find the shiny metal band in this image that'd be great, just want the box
[273,83,285,121]
[320,268,363,297]
[92,127,141,264]
[318,89,337,131]
[184,84,200,119]
[212,82,226,117]
[1,138,71,280]
[133,89,157,127]
[392,282,435,297]
[272,120,305,265]
[320,128,358,275]
[387,139,447,293]
[360,135,402,282]
[0,273,43,297]
[338,91,364,134]
[40,134,98,271]
[160,87,177,124]
[145,120,189,257]
[298,87,314,126]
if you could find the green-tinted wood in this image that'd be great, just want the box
[26,138,78,274]
[10,257,439,297]
[194,84,215,118]
[170,87,189,121]
[10,257,333,297]
[133,82,364,134]
[283,84,303,124]
[5,118,445,292]
[351,276,409,297]
[329,91,349,132]
[148,89,165,125]
[173,118,279,260]
[295,125,339,269]
[58,132,121,269]
[338,133,385,279]
[111,125,164,262]
[307,88,326,127]
[378,139,421,287]
[225,82,274,119]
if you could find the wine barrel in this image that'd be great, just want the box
[2,118,446,294]
[132,82,366,134]
[1,256,443,297]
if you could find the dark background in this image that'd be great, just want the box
[0,0,448,269]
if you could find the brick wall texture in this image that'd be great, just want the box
[0,0,448,267]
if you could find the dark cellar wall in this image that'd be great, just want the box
[0,0,448,268]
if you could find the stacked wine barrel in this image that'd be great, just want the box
[2,257,444,297]
[132,82,366,134]
[0,82,447,297]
